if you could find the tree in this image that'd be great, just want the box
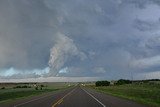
[116,79,132,85]
[35,86,38,90]
[1,87,5,89]
[95,81,110,87]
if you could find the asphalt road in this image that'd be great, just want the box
[1,86,148,107]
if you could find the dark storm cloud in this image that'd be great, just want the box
[0,0,160,80]
[0,0,58,69]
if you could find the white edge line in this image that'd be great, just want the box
[82,88,106,107]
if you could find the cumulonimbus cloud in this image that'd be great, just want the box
[1,0,160,80]
[48,33,86,76]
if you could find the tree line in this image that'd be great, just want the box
[95,81,110,86]
[95,79,132,87]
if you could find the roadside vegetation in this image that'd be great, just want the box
[0,82,73,103]
[89,79,160,107]
[95,81,110,86]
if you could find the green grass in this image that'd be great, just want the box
[0,88,58,103]
[0,82,73,103]
[88,84,160,107]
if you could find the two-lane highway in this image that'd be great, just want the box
[1,86,148,107]
[55,86,104,107]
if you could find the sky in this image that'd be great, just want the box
[0,0,160,82]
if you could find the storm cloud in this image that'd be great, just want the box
[0,0,160,81]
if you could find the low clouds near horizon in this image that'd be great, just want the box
[0,0,160,81]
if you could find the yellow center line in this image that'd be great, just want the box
[58,99,63,104]
[52,88,76,107]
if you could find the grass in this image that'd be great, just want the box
[0,88,58,102]
[88,83,160,107]
[0,82,73,103]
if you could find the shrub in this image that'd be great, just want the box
[21,85,28,88]
[40,85,44,87]
[96,81,110,87]
[1,87,5,89]
[116,79,132,85]
[13,85,31,89]
[14,86,22,88]
[35,87,38,90]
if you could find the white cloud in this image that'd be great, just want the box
[93,67,106,74]
[0,67,50,79]
[48,33,86,76]
[0,68,18,77]
[131,55,160,69]
[136,71,160,80]
[59,67,69,74]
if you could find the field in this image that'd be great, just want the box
[88,83,160,107]
[0,82,74,103]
